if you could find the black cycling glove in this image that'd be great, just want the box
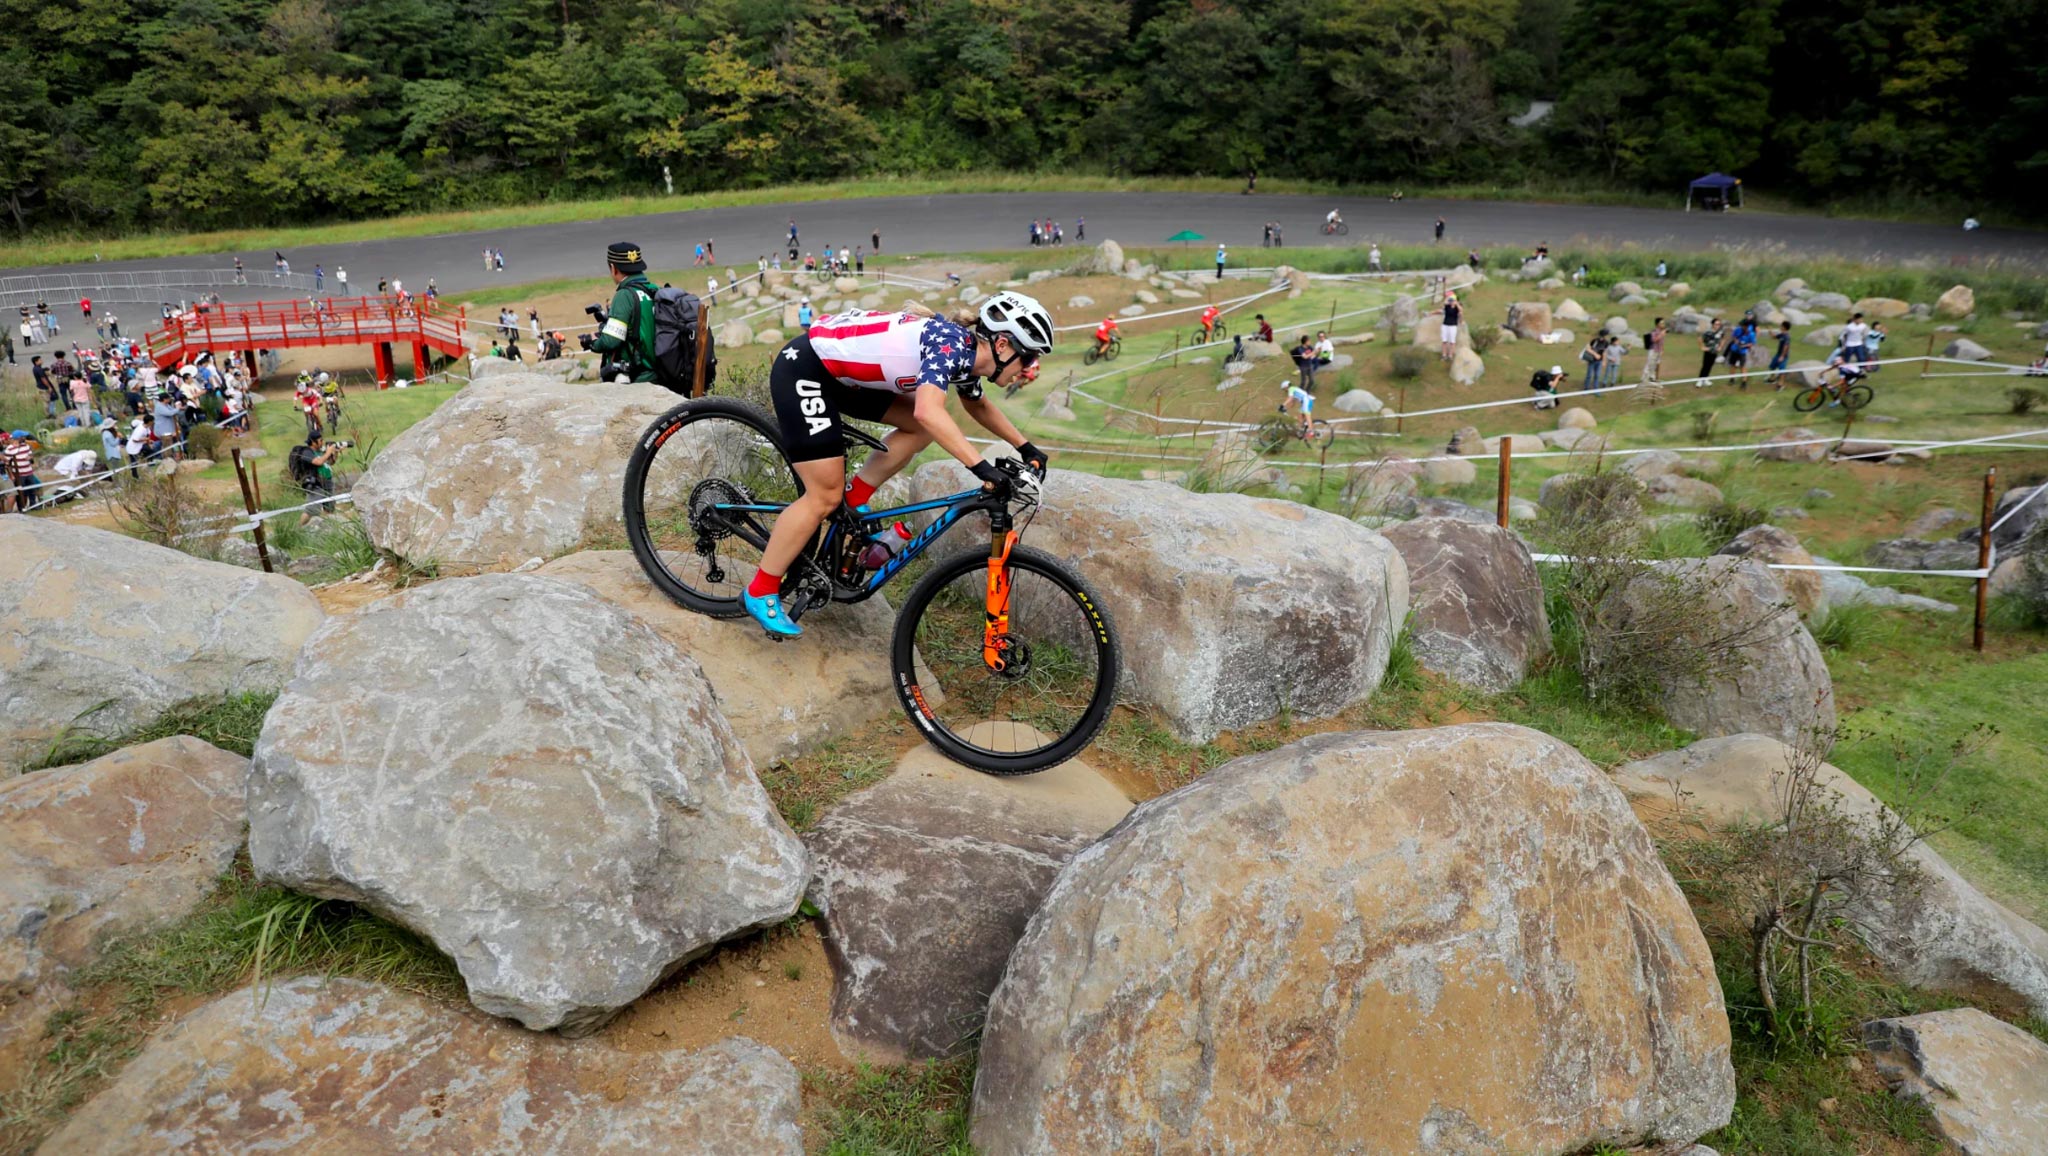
[970,460,1007,489]
[1014,441,1049,479]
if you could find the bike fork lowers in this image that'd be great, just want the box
[983,513,1018,673]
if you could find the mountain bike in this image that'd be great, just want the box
[622,399,1120,775]
[1083,334,1122,365]
[1322,219,1349,236]
[1791,373,1874,413]
[1253,412,1334,453]
[1191,318,1228,346]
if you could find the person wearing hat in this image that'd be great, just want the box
[586,241,659,382]
[1215,242,1228,280]
[1529,365,1564,410]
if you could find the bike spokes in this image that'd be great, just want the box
[627,405,802,612]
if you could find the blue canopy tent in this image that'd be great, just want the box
[1686,173,1743,212]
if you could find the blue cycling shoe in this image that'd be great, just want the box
[743,589,803,638]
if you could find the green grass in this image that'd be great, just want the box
[21,691,278,774]
[0,860,458,1152]
[809,1058,977,1156]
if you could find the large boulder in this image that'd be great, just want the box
[1935,284,1976,318]
[1449,346,1485,384]
[1807,291,1853,311]
[907,465,1408,743]
[1804,324,1846,348]
[716,319,753,347]
[1554,297,1593,323]
[1387,294,1420,328]
[1609,281,1644,301]
[1853,297,1911,319]
[1381,518,1551,692]
[1970,482,2048,550]
[1715,524,1825,618]
[1865,1009,2048,1154]
[1559,405,1597,430]
[0,738,246,1077]
[1333,388,1383,413]
[972,725,1734,1155]
[1759,428,1827,463]
[1944,337,1992,362]
[1597,558,1834,743]
[1616,736,2048,1019]
[38,977,803,1155]
[355,374,684,569]
[0,518,322,774]
[1645,473,1725,508]
[1507,301,1553,340]
[1866,537,1981,572]
[806,741,1130,1064]
[536,552,894,767]
[248,574,807,1034]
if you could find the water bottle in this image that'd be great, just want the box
[858,522,913,570]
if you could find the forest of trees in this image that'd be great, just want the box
[2,0,2043,235]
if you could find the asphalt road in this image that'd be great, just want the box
[11,192,2046,327]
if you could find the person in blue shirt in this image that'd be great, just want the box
[1215,243,1228,280]
[797,299,815,329]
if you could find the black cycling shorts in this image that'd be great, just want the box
[770,336,899,462]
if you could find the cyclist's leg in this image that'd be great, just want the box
[752,341,867,633]
[842,394,928,506]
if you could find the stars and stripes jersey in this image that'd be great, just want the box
[804,312,984,401]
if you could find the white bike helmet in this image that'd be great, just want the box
[977,291,1055,355]
[313,371,330,386]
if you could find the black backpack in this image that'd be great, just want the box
[287,444,319,485]
[648,286,718,397]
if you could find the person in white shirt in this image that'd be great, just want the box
[1368,244,1382,272]
[1314,332,1335,365]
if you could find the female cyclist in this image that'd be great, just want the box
[744,291,1055,637]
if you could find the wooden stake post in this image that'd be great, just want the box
[690,300,714,398]
[230,447,274,574]
[1974,466,1996,652]
[1497,438,1512,528]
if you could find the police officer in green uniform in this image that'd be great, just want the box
[584,240,658,382]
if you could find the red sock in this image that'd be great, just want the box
[747,569,782,598]
[844,476,877,508]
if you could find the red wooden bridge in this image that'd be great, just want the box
[146,295,470,381]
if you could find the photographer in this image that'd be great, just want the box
[288,431,350,526]
[582,241,658,382]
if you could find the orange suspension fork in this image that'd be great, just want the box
[983,529,1018,671]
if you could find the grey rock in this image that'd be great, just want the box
[1609,281,1644,301]
[806,744,1130,1063]
[1066,239,1124,276]
[1554,297,1593,323]
[1935,284,1975,318]
[1506,301,1551,339]
[1833,439,1895,462]
[1116,304,1146,318]
[1617,737,2048,1020]
[1805,488,1835,501]
[1622,449,1687,478]
[1808,291,1853,310]
[1773,277,1807,300]
[355,374,687,569]
[0,518,322,774]
[1866,538,1982,572]
[1604,315,1631,335]
[1382,519,1552,692]
[1716,523,1825,618]
[1333,388,1384,413]
[907,465,1408,743]
[1944,338,1993,361]
[0,738,246,1073]
[1782,307,1822,326]
[1805,324,1847,348]
[1618,293,1651,307]
[1412,496,1493,523]
[1866,1009,2048,1153]
[1904,507,1972,539]
[1771,506,1811,521]
[1813,556,1961,614]
[1598,558,1835,743]
[38,977,804,1156]
[1965,483,2048,550]
[972,725,1734,1155]
[1646,474,1726,508]
[1509,496,1542,520]
[1760,428,1827,463]
[248,574,807,1034]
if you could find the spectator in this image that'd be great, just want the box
[1291,335,1318,391]
[337,266,349,295]
[1315,330,1335,369]
[68,370,93,423]
[1368,244,1383,272]
[1254,313,1275,344]
[1866,320,1888,372]
[106,313,119,339]
[854,245,865,273]
[1601,332,1624,387]
[314,264,324,291]
[124,417,148,469]
[2,328,12,365]
[871,227,881,252]
[1215,242,1228,280]
[2,430,40,513]
[288,432,344,525]
[1529,365,1564,409]
[1727,312,1758,389]
[1642,318,1667,384]
[100,419,125,470]
[1434,216,1446,243]
[1696,319,1725,387]
[1841,312,1870,366]
[1439,292,1462,362]
[1579,333,1608,391]
[1655,260,1668,278]
[798,298,815,328]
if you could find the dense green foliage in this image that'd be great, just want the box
[4,0,2044,231]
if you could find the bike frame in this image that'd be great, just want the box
[707,478,1025,668]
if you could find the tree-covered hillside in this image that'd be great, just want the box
[3,0,2043,234]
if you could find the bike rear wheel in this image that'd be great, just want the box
[891,545,1119,775]
[1792,386,1828,413]
[623,398,810,618]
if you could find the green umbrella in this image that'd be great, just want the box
[1165,229,1205,243]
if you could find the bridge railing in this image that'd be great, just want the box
[147,295,468,363]
[1,268,326,309]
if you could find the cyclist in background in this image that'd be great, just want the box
[1281,382,1315,438]
[1199,302,1220,342]
[1093,315,1119,357]
[1819,349,1868,406]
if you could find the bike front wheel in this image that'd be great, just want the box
[1842,384,1875,410]
[891,545,1119,775]
[1335,222,1349,235]
[623,398,809,618]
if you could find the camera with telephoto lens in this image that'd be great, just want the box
[331,439,355,449]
